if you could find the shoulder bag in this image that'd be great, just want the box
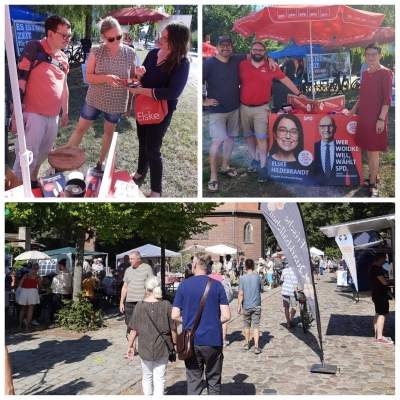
[176,278,213,361]
[134,95,168,125]
[143,301,176,363]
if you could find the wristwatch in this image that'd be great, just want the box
[378,117,384,121]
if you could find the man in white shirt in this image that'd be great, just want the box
[265,256,274,289]
[50,259,72,321]
[281,263,298,328]
[83,259,91,274]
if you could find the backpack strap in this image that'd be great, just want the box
[17,40,65,103]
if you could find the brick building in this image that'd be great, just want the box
[185,203,265,261]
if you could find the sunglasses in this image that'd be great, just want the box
[105,34,122,43]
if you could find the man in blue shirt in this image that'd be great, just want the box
[237,258,264,354]
[203,36,275,193]
[172,251,231,395]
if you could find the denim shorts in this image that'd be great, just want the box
[80,102,122,124]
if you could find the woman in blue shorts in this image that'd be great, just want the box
[68,16,136,170]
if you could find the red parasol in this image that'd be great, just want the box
[323,27,395,50]
[100,7,170,25]
[233,5,385,99]
[202,42,218,59]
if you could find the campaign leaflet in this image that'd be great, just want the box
[267,114,363,186]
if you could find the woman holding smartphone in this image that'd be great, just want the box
[68,16,136,170]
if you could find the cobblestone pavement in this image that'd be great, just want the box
[6,271,395,395]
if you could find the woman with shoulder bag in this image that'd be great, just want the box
[125,22,191,197]
[127,276,178,395]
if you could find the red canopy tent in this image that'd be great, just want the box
[202,42,217,60]
[233,5,386,99]
[100,7,170,25]
[323,27,395,50]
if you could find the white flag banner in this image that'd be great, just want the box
[260,202,316,319]
[335,234,358,291]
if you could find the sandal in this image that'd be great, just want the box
[207,180,219,193]
[363,175,380,187]
[130,174,145,187]
[218,168,238,178]
[369,184,379,198]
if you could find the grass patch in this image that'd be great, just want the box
[202,87,395,198]
[7,49,198,198]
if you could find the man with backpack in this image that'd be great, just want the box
[11,14,71,188]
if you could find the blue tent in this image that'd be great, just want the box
[268,44,325,59]
[9,5,46,22]
[9,5,46,21]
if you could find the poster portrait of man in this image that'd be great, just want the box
[313,116,360,186]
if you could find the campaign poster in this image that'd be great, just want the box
[306,51,351,82]
[267,114,315,184]
[267,114,363,186]
[12,20,45,56]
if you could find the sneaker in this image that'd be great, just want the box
[248,159,260,173]
[254,347,262,354]
[374,335,392,341]
[244,343,249,350]
[257,166,268,183]
[376,337,393,344]
[31,320,40,326]
[94,162,105,171]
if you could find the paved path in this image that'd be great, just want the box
[6,272,395,395]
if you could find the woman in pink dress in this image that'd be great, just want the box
[349,44,392,198]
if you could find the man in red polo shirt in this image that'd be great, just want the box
[239,41,307,183]
[11,14,70,188]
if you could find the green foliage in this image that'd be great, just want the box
[265,203,395,255]
[11,260,26,271]
[203,5,257,54]
[54,291,104,333]
[8,244,23,259]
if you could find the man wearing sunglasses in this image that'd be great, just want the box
[12,14,71,188]
[313,115,360,185]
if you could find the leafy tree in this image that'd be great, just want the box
[123,203,218,296]
[5,203,140,299]
[265,203,394,258]
[203,5,257,54]
[5,203,219,298]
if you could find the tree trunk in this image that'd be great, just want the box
[160,236,166,297]
[85,11,93,40]
[73,225,85,301]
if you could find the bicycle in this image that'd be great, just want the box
[295,290,313,333]
[351,77,361,91]
[328,70,350,96]
[65,42,85,64]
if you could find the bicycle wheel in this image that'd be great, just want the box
[64,51,73,64]
[328,82,339,97]
[74,48,85,64]
[342,78,350,94]
[300,306,308,333]
[351,78,361,91]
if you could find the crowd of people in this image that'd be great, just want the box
[5,247,395,395]
[203,37,392,196]
[11,14,191,197]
